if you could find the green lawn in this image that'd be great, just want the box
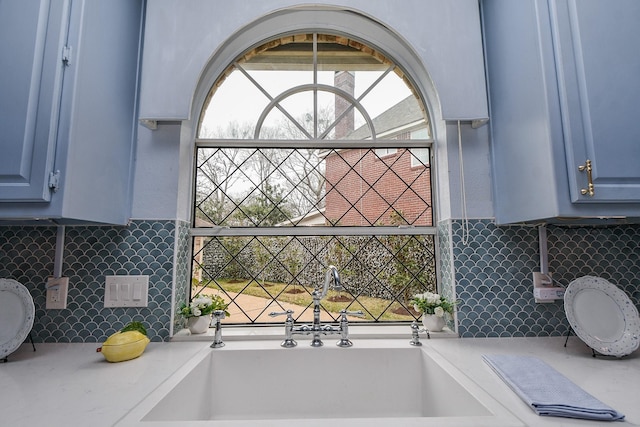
[200,278,417,322]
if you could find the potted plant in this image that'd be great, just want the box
[180,295,229,334]
[410,291,456,332]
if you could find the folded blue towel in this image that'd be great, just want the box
[482,354,624,421]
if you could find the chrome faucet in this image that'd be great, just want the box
[310,265,341,346]
[270,265,364,347]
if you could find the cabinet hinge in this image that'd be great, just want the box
[62,46,72,66]
[49,170,61,192]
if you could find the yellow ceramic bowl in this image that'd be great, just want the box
[99,331,150,363]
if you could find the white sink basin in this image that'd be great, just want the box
[116,340,522,426]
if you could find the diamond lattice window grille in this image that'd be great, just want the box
[191,234,436,324]
[194,147,432,229]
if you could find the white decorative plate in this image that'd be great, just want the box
[0,279,35,359]
[564,275,640,357]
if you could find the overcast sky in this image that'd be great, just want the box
[201,69,411,134]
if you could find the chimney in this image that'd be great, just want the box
[334,71,355,139]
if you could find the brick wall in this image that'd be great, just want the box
[325,148,432,226]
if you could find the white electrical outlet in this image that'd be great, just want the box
[46,277,69,309]
[532,272,564,303]
[104,275,149,308]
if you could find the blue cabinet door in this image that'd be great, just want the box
[551,0,640,203]
[0,0,69,202]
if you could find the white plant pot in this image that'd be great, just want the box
[187,315,211,334]
[422,314,445,332]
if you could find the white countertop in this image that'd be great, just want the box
[0,336,638,427]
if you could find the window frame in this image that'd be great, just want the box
[190,30,438,324]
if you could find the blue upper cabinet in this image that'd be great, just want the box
[0,0,144,224]
[551,0,640,204]
[0,1,68,202]
[483,0,640,224]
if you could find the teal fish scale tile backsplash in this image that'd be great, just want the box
[447,220,640,338]
[1,219,638,341]
[0,221,180,342]
[173,220,191,333]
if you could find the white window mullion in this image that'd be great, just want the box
[313,32,318,140]
[190,226,437,237]
[195,139,433,149]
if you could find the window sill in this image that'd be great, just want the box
[171,324,458,342]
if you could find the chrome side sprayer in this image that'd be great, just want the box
[410,320,429,346]
[210,310,226,348]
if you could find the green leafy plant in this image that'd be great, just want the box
[121,321,147,336]
[180,295,229,318]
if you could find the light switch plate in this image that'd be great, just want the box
[46,277,69,310]
[104,275,149,308]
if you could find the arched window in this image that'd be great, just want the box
[191,33,435,324]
